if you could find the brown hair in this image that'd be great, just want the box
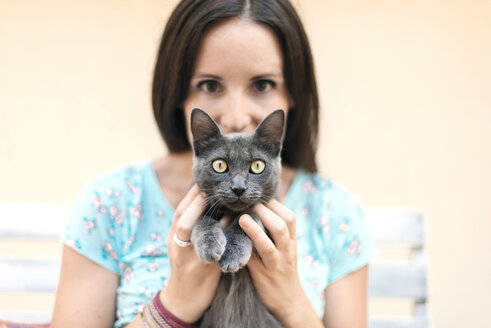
[152,0,319,172]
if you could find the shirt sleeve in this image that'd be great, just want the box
[62,181,122,275]
[325,190,377,284]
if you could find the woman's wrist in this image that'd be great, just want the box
[153,290,198,327]
[277,293,324,328]
[160,287,203,324]
[138,290,199,328]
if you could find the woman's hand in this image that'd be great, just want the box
[160,184,222,323]
[239,199,323,328]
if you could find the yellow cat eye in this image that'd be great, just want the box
[212,159,228,173]
[250,160,265,174]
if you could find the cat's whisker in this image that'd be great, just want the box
[207,198,219,212]
[209,206,222,222]
[201,192,220,207]
[258,195,272,204]
[204,195,216,204]
[204,197,221,218]
[203,198,216,215]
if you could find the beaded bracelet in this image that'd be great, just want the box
[140,309,152,328]
[144,290,198,328]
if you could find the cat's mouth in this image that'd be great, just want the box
[222,198,253,211]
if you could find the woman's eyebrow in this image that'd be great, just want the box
[191,73,283,80]
[252,73,283,79]
[192,73,222,80]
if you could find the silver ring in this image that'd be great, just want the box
[173,233,192,247]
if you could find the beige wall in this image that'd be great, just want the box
[1,0,490,326]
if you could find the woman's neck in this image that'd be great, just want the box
[153,151,194,208]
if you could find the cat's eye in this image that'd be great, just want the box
[212,159,228,173]
[250,160,265,174]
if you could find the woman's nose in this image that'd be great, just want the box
[218,93,252,133]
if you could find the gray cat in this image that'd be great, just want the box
[189,108,285,328]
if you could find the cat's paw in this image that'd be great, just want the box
[193,229,227,263]
[218,242,252,272]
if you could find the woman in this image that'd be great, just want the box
[51,1,376,327]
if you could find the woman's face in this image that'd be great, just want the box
[183,18,291,138]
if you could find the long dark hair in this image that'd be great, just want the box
[152,0,319,172]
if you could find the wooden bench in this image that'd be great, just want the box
[0,203,69,323]
[0,203,430,327]
[366,208,430,328]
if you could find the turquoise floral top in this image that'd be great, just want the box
[63,159,376,327]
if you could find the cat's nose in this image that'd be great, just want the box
[231,186,246,196]
[231,176,247,196]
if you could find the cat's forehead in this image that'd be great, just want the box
[223,132,252,145]
[209,133,263,159]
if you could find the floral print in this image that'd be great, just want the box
[63,160,376,327]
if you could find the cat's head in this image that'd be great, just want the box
[190,108,285,212]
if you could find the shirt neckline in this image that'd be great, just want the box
[283,169,306,209]
[145,159,176,215]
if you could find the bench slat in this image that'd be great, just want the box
[0,259,60,292]
[0,312,51,324]
[365,209,424,247]
[370,317,430,328]
[0,259,428,301]
[0,203,71,238]
[369,263,427,300]
[0,204,430,327]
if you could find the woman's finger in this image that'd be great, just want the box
[173,184,201,222]
[263,199,297,240]
[173,191,207,242]
[246,252,263,272]
[219,214,232,229]
[239,214,277,267]
[252,203,291,249]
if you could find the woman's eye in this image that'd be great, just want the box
[198,80,221,94]
[212,159,228,173]
[252,80,276,93]
[250,160,265,174]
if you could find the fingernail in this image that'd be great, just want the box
[240,215,250,228]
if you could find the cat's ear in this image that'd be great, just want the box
[190,108,222,155]
[253,109,285,154]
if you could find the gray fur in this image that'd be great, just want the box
[189,108,284,327]
[190,215,226,263]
